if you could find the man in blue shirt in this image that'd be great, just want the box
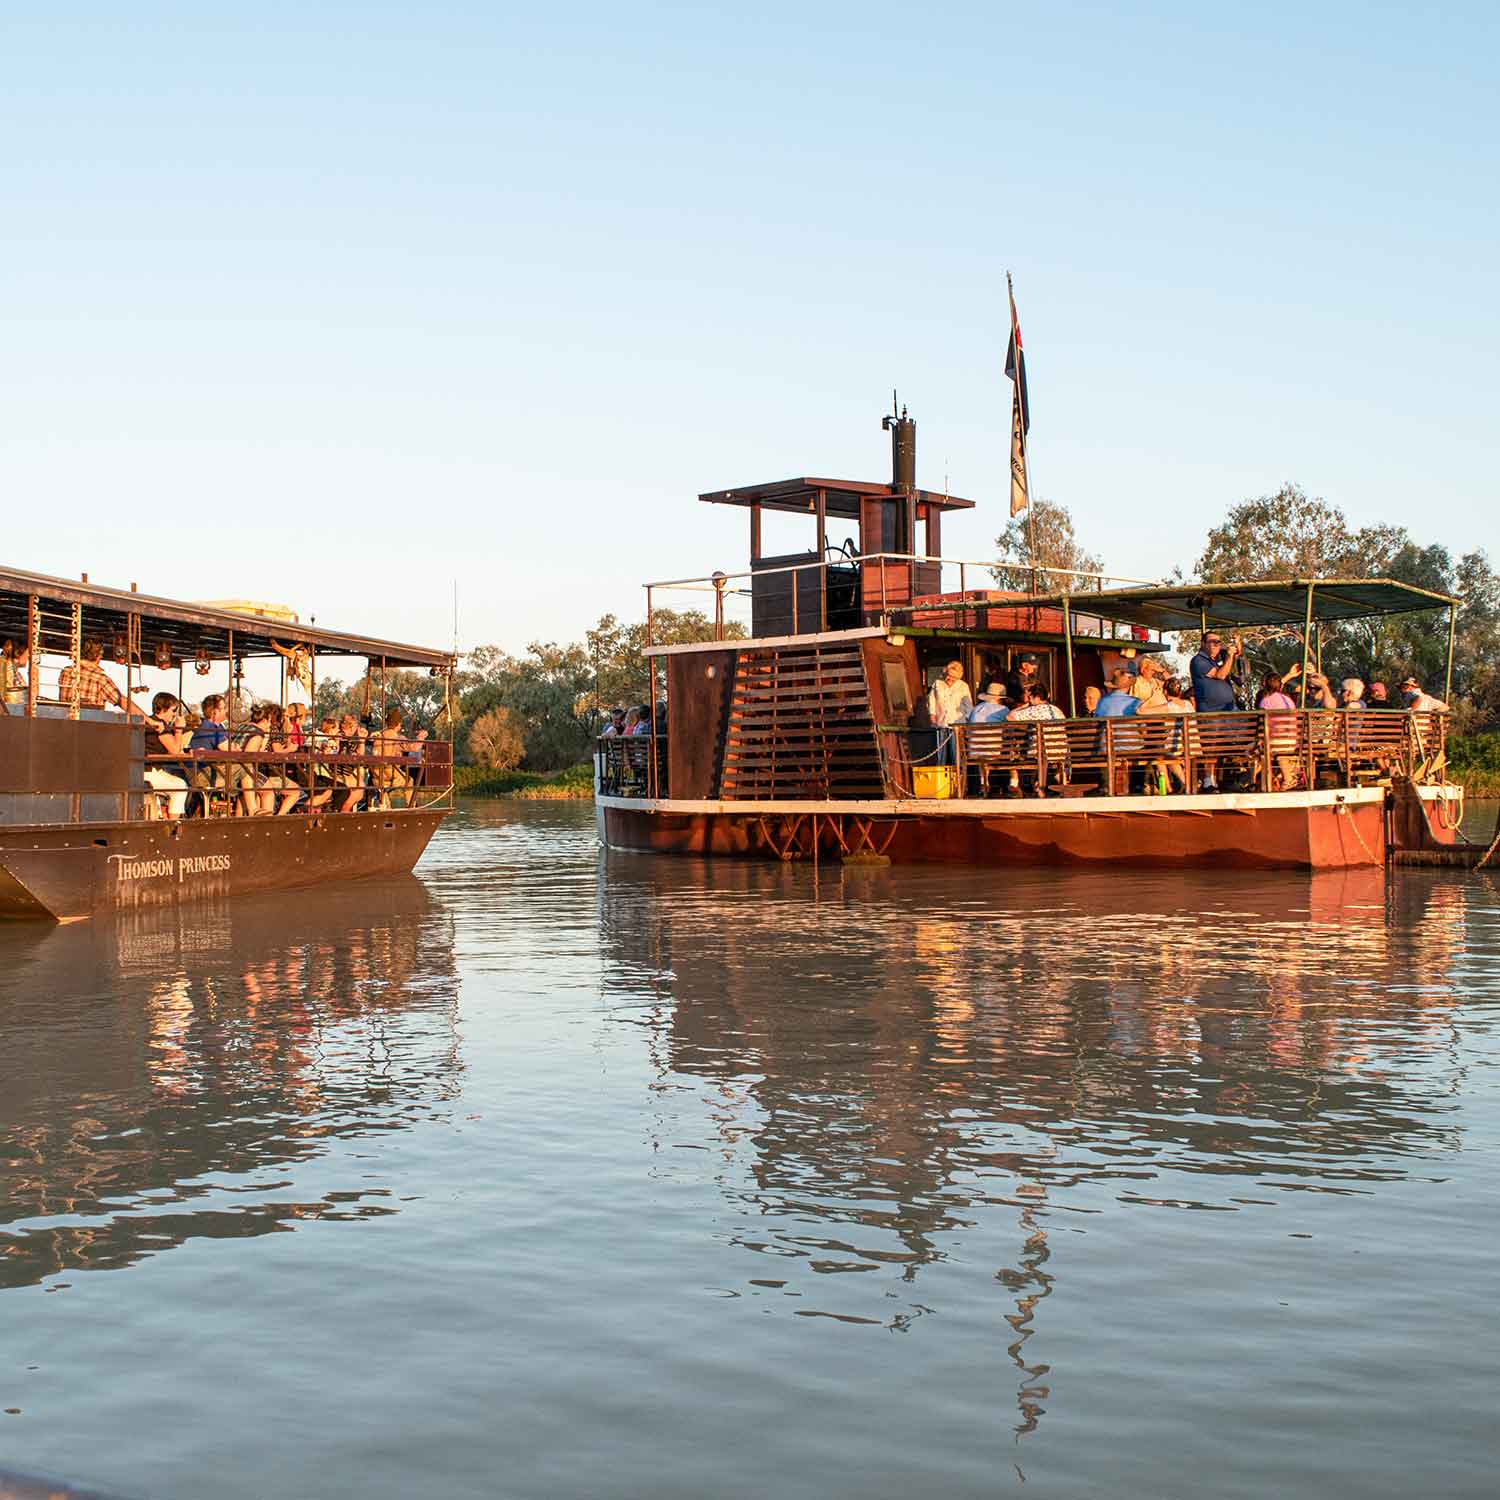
[968,682,1009,723]
[1189,632,1241,712]
[1092,671,1140,718]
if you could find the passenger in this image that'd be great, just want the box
[1283,662,1336,707]
[1139,674,1193,793]
[1338,678,1366,710]
[1010,681,1067,791]
[338,713,369,811]
[143,692,191,819]
[57,640,150,719]
[1400,677,1449,713]
[1004,653,1040,706]
[601,708,626,738]
[188,693,234,812]
[230,704,278,816]
[1,639,29,706]
[629,704,653,735]
[370,706,410,808]
[621,707,641,736]
[1082,685,1102,714]
[968,682,1009,723]
[927,659,973,767]
[1189,632,1241,712]
[285,701,308,749]
[1367,681,1395,709]
[405,725,430,790]
[1256,672,1301,790]
[1129,656,1167,711]
[313,714,343,810]
[1093,670,1141,718]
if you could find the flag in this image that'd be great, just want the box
[1005,277,1029,517]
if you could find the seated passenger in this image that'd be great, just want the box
[1082,685,1102,714]
[1,639,29,706]
[629,704,652,735]
[968,682,1008,723]
[257,706,303,816]
[1010,682,1067,790]
[143,692,191,819]
[1283,662,1336,707]
[1400,677,1449,712]
[1367,681,1394,708]
[601,708,626,738]
[1256,672,1301,790]
[334,714,364,811]
[285,701,308,750]
[1338,678,1366,710]
[229,704,278,816]
[1140,674,1194,793]
[370,706,410,808]
[1129,656,1167,711]
[1093,670,1141,718]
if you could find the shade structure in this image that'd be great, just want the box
[1039,578,1459,633]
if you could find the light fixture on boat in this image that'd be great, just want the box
[194,647,212,676]
[111,632,128,665]
[154,642,173,671]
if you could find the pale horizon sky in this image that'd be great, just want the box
[4,2,1496,663]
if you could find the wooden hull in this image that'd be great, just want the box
[0,809,447,922]
[598,789,1390,871]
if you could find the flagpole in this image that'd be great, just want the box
[1007,271,1037,594]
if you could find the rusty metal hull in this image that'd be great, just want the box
[599,790,1389,870]
[0,809,447,922]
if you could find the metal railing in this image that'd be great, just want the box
[931,710,1446,798]
[139,743,454,819]
[596,735,664,798]
[643,552,1161,646]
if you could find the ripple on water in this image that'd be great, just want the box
[1,799,1498,1500]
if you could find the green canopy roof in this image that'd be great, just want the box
[1043,578,1458,633]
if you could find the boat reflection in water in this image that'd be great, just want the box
[0,878,459,1291]
[595,853,1484,1440]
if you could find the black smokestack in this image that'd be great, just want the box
[888,405,915,493]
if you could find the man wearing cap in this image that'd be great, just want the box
[969,682,1009,724]
[1005,653,1040,707]
[1400,677,1449,713]
[1366,681,1397,710]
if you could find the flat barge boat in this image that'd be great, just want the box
[596,412,1464,871]
[1,566,454,920]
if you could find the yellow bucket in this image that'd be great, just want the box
[912,765,957,799]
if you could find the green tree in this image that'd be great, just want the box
[585,607,746,712]
[1190,483,1499,726]
[467,706,525,770]
[992,498,1101,591]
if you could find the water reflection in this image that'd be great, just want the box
[0,879,459,1289]
[596,854,1494,1439]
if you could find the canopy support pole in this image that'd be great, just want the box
[1444,603,1457,702]
[1063,591,1076,715]
[1298,583,1315,706]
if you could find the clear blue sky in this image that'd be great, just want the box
[4,1,1495,663]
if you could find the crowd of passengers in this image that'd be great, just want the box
[599,702,666,737]
[2,636,431,821]
[927,631,1450,795]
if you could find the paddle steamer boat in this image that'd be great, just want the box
[596,412,1463,870]
[0,566,453,920]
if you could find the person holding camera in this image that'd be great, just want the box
[1189,632,1241,712]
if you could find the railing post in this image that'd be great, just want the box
[1260,711,1272,792]
[1105,717,1115,796]
[1303,710,1315,791]
[26,594,39,718]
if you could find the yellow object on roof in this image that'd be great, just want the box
[196,599,300,625]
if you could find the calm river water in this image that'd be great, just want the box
[2,801,1499,1499]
